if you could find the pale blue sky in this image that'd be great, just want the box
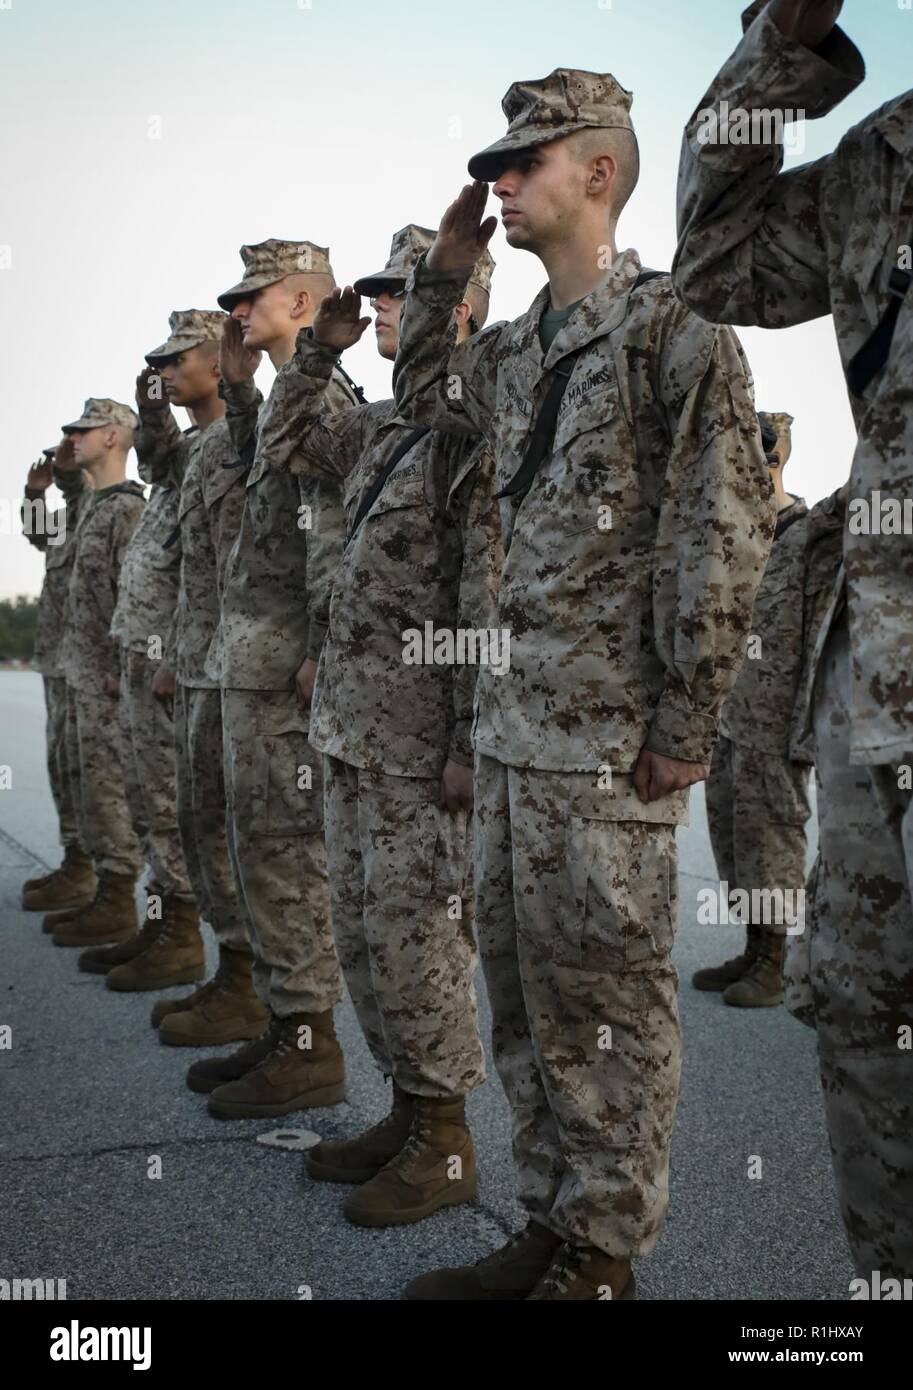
[1,0,909,596]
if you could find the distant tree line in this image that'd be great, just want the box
[0,596,39,661]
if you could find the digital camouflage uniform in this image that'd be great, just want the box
[216,240,357,1019]
[675,1,913,1277]
[22,460,88,854]
[58,400,145,878]
[253,227,500,1101]
[394,71,775,1261]
[702,465,813,1000]
[137,309,248,948]
[112,355,192,904]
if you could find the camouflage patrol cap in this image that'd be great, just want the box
[353,224,495,298]
[217,239,334,311]
[759,411,795,440]
[145,308,228,365]
[468,68,635,181]
[61,398,138,435]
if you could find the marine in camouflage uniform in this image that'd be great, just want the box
[50,399,146,950]
[675,0,913,1280]
[253,226,500,1226]
[20,445,96,913]
[78,322,206,992]
[187,240,357,1119]
[138,311,267,1047]
[697,411,813,1007]
[394,71,774,1299]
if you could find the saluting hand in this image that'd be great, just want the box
[136,365,169,412]
[312,287,372,353]
[27,457,54,491]
[767,0,843,49]
[633,748,710,804]
[220,317,261,384]
[427,182,498,274]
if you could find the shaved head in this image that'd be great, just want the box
[283,270,336,302]
[566,125,640,221]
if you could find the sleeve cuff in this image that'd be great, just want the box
[306,619,329,663]
[407,252,474,301]
[295,326,343,371]
[448,722,475,769]
[220,378,260,412]
[645,694,718,764]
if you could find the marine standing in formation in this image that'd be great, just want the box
[675,0,912,1281]
[20,444,92,914]
[695,411,813,1008]
[389,70,773,1298]
[254,225,500,1228]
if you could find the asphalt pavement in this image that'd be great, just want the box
[0,670,853,1301]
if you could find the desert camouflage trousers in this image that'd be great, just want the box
[222,688,341,1017]
[174,683,248,947]
[118,648,192,901]
[65,682,143,878]
[324,756,484,1099]
[475,752,684,1259]
[707,735,811,949]
[784,615,913,1278]
[44,675,79,850]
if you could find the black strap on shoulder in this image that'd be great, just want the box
[346,427,430,544]
[497,269,667,500]
[335,362,368,406]
[846,257,911,397]
[163,519,186,551]
[774,506,805,541]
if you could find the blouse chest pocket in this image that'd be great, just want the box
[543,386,628,537]
[347,462,428,534]
[143,497,182,570]
[248,466,299,540]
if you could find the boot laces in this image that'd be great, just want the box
[539,1245,591,1296]
[392,1108,436,1169]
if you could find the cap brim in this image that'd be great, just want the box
[61,418,103,433]
[216,271,285,311]
[145,334,211,366]
[467,122,614,180]
[351,272,407,297]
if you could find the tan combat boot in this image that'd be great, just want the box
[692,926,761,991]
[106,898,204,993]
[403,1219,563,1300]
[25,845,96,914]
[156,946,269,1046]
[306,1082,415,1183]
[527,1243,636,1301]
[207,1010,346,1119]
[723,931,785,1008]
[51,872,138,948]
[185,1017,283,1094]
[343,1094,476,1228]
[78,916,163,975]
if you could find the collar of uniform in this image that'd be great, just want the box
[872,89,913,159]
[540,247,643,371]
[93,480,145,501]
